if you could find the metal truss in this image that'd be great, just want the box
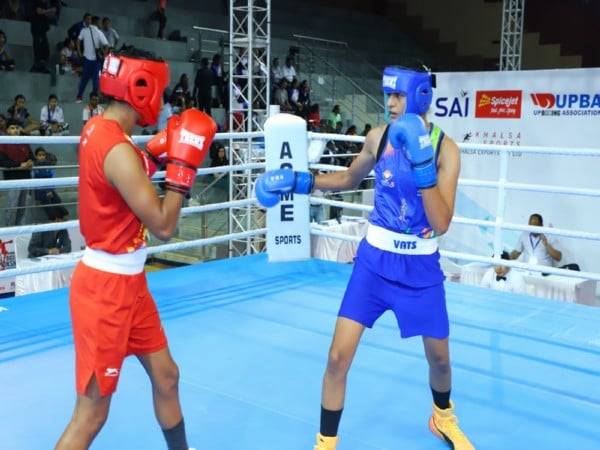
[500,0,525,70]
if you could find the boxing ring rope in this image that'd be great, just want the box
[2,130,600,286]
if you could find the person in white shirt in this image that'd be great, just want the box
[282,56,296,83]
[76,16,109,102]
[82,93,104,124]
[481,251,525,293]
[271,57,283,85]
[101,17,119,49]
[510,213,561,267]
[40,94,68,135]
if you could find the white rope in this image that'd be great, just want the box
[308,132,366,143]
[0,163,266,190]
[309,228,600,282]
[0,131,264,146]
[0,199,259,237]
[459,179,600,198]
[0,228,266,279]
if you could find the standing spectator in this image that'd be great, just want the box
[282,56,296,83]
[328,104,342,129]
[210,54,225,107]
[68,12,91,41]
[76,15,108,102]
[193,58,214,114]
[0,120,34,226]
[30,0,56,73]
[0,30,16,71]
[28,206,71,257]
[173,73,191,105]
[101,17,119,49]
[32,146,62,217]
[7,94,40,135]
[82,93,104,125]
[271,57,282,86]
[155,0,167,39]
[40,94,67,135]
[481,251,525,293]
[2,0,24,19]
[361,123,372,136]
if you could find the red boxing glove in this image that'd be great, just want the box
[141,129,168,177]
[164,109,217,195]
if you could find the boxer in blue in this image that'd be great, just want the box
[255,66,474,450]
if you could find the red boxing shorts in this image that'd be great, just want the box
[69,261,167,396]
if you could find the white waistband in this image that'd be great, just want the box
[82,246,147,275]
[366,224,438,255]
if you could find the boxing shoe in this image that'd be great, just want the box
[429,401,475,450]
[314,433,338,450]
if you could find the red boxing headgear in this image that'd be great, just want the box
[100,53,170,127]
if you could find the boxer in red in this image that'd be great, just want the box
[55,46,217,450]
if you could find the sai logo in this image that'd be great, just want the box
[434,90,470,118]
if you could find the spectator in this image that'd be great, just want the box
[310,170,325,223]
[155,0,167,39]
[210,144,229,167]
[91,15,101,28]
[59,37,82,74]
[28,206,71,257]
[481,251,525,293]
[307,104,321,131]
[210,54,225,107]
[289,79,300,107]
[273,78,292,112]
[32,146,62,217]
[282,56,296,83]
[271,57,282,86]
[68,12,91,41]
[298,80,311,107]
[193,58,214,114]
[7,94,40,135]
[30,0,56,73]
[510,213,580,271]
[328,104,342,129]
[82,93,104,125]
[157,92,175,131]
[0,114,7,135]
[173,73,192,105]
[0,30,15,71]
[101,17,119,49]
[0,119,34,226]
[76,15,108,102]
[40,94,68,135]
[1,0,23,19]
[361,123,372,136]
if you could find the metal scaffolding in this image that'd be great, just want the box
[499,0,525,70]
[228,0,271,256]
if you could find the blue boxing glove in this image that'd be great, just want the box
[254,169,314,208]
[389,113,437,189]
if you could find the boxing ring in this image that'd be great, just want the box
[1,127,600,450]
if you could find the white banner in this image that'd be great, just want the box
[0,237,16,296]
[264,114,311,262]
[430,68,600,273]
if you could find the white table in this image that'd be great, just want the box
[15,254,79,296]
[460,262,597,304]
[311,217,368,263]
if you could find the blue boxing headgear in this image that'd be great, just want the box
[382,66,435,119]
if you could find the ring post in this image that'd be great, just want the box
[264,114,310,262]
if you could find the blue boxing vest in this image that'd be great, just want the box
[355,122,446,287]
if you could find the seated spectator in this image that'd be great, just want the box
[289,79,300,108]
[273,79,293,112]
[481,251,525,293]
[0,30,15,71]
[282,56,296,83]
[40,94,68,136]
[173,73,192,105]
[307,104,321,131]
[0,119,34,226]
[28,206,71,257]
[210,144,229,167]
[341,125,359,166]
[271,57,283,87]
[82,93,104,125]
[32,146,62,217]
[298,80,311,107]
[59,37,83,74]
[510,213,580,271]
[101,17,119,49]
[7,95,39,135]
[157,92,175,131]
[328,104,342,130]
[361,123,372,136]
[0,114,6,135]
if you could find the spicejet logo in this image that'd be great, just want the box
[475,90,522,118]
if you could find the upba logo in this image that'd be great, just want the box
[531,92,600,116]
[475,90,522,118]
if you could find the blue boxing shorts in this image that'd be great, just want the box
[338,256,449,339]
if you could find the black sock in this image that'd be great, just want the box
[320,406,343,437]
[431,387,451,409]
[162,419,188,450]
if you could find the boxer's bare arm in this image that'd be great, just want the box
[104,142,183,241]
[314,126,383,191]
